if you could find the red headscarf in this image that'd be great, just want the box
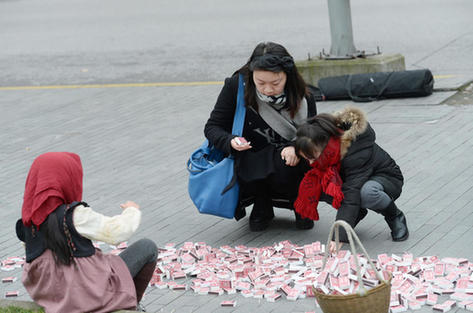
[21,152,83,227]
[294,137,344,221]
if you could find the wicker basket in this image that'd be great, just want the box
[314,221,392,313]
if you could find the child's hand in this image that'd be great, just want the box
[120,201,140,210]
[281,146,300,166]
[329,240,344,254]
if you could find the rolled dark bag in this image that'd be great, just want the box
[317,69,434,102]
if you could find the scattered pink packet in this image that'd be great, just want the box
[197,287,209,295]
[423,269,435,281]
[286,290,299,301]
[377,253,390,266]
[220,300,236,307]
[434,263,445,276]
[265,293,281,302]
[2,277,17,283]
[306,285,315,297]
[223,287,236,295]
[170,284,187,291]
[5,291,19,297]
[390,292,400,306]
[253,290,265,299]
[303,244,315,257]
[154,281,168,289]
[426,293,438,305]
[116,242,128,249]
[338,261,350,277]
[338,276,350,290]
[109,249,122,255]
[432,300,456,312]
[165,243,176,249]
[409,300,422,310]
[458,300,473,309]
[241,289,253,298]
[389,304,406,313]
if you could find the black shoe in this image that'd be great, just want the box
[383,202,409,242]
[294,211,314,230]
[249,197,274,231]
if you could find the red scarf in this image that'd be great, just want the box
[21,152,83,227]
[294,137,344,221]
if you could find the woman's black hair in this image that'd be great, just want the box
[295,113,342,160]
[236,41,307,118]
[42,211,73,266]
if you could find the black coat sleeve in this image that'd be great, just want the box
[334,140,375,242]
[204,75,239,155]
[335,166,373,242]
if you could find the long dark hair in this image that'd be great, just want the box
[295,113,343,159]
[42,210,73,265]
[236,42,307,118]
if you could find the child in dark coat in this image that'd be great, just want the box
[295,107,408,252]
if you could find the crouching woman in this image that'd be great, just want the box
[294,107,408,252]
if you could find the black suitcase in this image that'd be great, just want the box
[313,69,434,102]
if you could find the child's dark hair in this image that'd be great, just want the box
[43,211,73,265]
[295,113,343,159]
[236,41,307,118]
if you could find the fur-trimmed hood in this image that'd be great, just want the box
[333,106,368,158]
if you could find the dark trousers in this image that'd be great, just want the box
[360,179,402,212]
[119,238,158,302]
[238,154,310,217]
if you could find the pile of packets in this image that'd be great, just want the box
[150,241,473,312]
[1,256,25,272]
[2,240,473,312]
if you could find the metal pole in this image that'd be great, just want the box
[327,0,358,58]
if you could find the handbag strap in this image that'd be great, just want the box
[220,74,246,195]
[231,74,246,136]
[321,220,387,296]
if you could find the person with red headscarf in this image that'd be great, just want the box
[16,152,157,313]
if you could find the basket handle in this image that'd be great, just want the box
[321,220,387,295]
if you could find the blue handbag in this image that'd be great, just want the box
[187,74,246,218]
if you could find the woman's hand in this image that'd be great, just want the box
[231,137,252,151]
[329,241,344,254]
[120,201,140,210]
[281,146,300,166]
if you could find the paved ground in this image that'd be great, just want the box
[1,84,472,313]
[1,0,473,312]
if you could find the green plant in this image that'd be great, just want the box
[0,307,44,313]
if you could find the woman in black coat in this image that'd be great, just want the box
[204,42,317,231]
[294,107,408,252]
